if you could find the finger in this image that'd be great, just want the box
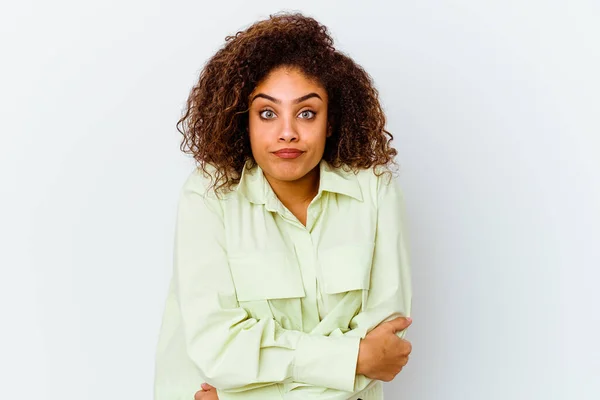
[194,390,204,400]
[201,383,215,391]
[387,316,412,332]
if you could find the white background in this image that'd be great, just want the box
[1,1,598,399]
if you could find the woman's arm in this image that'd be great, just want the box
[173,170,361,393]
[347,172,413,339]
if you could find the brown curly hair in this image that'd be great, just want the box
[178,11,397,193]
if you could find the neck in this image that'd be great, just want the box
[265,166,320,212]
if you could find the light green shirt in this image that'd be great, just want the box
[154,160,412,400]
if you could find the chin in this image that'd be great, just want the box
[268,168,307,182]
[264,160,316,183]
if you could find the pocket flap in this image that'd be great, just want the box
[228,252,306,302]
[318,243,374,294]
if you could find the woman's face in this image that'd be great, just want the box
[248,66,329,185]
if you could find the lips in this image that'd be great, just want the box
[273,148,304,159]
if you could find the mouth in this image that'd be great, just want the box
[273,149,305,159]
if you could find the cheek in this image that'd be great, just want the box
[247,118,258,143]
[312,124,329,151]
[248,116,269,145]
[316,137,327,155]
[247,130,268,159]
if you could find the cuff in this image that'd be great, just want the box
[292,333,361,392]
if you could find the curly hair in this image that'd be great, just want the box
[178,11,397,193]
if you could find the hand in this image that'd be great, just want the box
[356,316,413,382]
[194,383,219,400]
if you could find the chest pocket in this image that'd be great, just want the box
[317,242,374,296]
[227,251,305,301]
[227,251,305,326]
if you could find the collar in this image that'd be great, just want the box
[236,159,363,206]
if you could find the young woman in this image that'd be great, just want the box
[154,12,413,400]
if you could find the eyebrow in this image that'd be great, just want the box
[251,92,323,104]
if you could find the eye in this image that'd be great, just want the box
[298,110,316,119]
[259,109,276,119]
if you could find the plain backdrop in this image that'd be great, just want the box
[1,1,598,399]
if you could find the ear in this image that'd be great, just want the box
[326,124,333,138]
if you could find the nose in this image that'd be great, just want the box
[278,115,299,143]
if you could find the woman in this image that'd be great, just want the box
[154,12,413,400]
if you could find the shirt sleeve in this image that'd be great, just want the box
[346,172,413,339]
[173,170,361,393]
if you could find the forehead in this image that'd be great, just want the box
[251,67,326,99]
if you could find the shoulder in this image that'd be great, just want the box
[180,164,235,201]
[348,165,400,205]
[352,164,394,184]
[177,165,236,220]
